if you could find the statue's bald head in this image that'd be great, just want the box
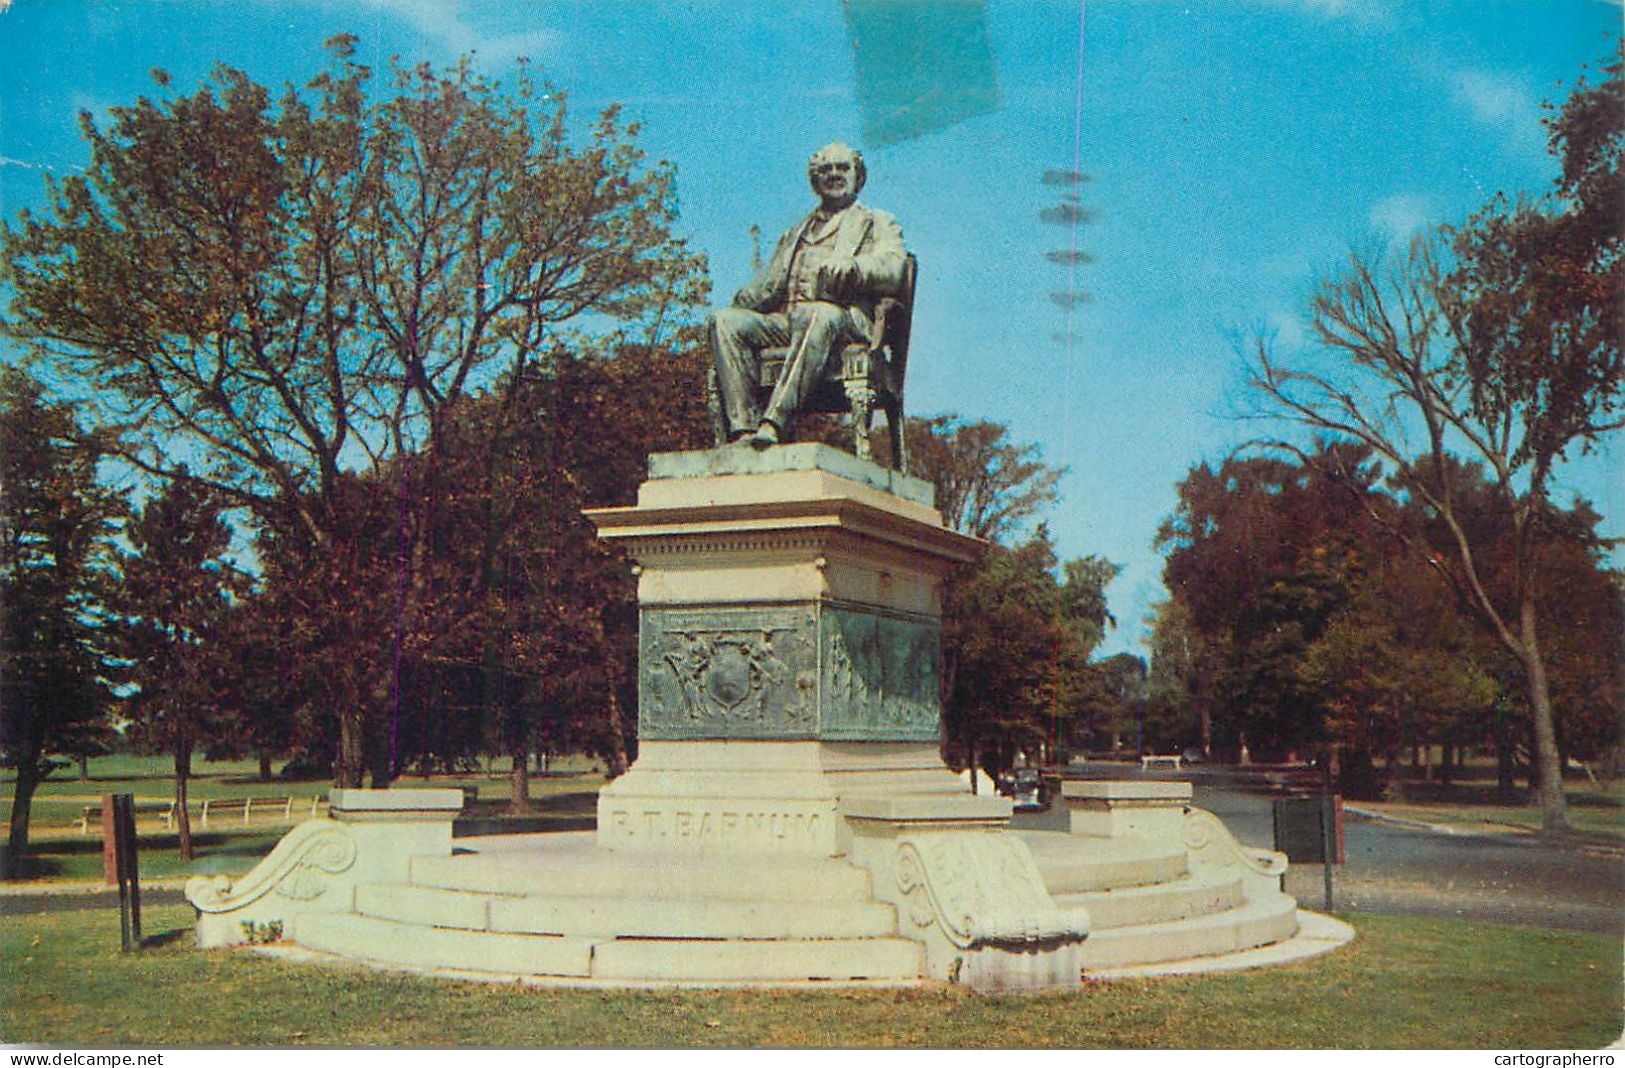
[807,142,866,206]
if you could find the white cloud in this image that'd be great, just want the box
[322,0,563,65]
[1451,68,1540,127]
[1240,0,1393,26]
[1368,193,1434,243]
[0,154,75,173]
[1266,308,1309,350]
[1440,65,1548,159]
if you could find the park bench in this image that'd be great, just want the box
[72,799,169,834]
[179,796,326,829]
[75,795,326,834]
[1140,754,1182,770]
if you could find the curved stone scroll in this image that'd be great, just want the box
[894,832,1087,950]
[1183,806,1288,900]
[186,820,357,915]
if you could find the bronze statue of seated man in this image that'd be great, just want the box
[708,142,908,448]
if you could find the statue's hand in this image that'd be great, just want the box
[817,259,862,302]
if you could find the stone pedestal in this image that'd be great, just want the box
[585,445,1091,986]
[1062,780,1193,839]
[192,446,1340,987]
[187,788,462,947]
[842,795,1087,990]
[586,444,990,853]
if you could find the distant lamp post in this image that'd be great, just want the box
[1135,660,1146,760]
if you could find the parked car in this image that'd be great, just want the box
[1000,768,1051,812]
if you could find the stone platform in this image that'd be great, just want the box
[188,781,1343,987]
[186,446,1351,988]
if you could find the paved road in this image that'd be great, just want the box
[1016,765,1623,935]
[1198,781,1623,934]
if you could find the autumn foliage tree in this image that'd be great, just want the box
[1158,444,1386,769]
[904,416,1116,780]
[1,39,708,785]
[1248,53,1621,827]
[1159,441,1619,799]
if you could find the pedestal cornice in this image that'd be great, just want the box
[585,495,982,569]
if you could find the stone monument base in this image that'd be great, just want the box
[186,779,1349,988]
[595,740,1002,856]
[186,447,1352,987]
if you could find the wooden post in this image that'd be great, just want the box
[100,794,117,885]
[1320,756,1336,913]
[111,794,142,951]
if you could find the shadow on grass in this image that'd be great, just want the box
[1389,782,1528,805]
[463,790,599,818]
[140,928,189,949]
[1,854,68,880]
[1570,792,1622,810]
[6,828,286,884]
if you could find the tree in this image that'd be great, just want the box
[116,478,244,860]
[2,40,708,785]
[941,530,1064,782]
[1298,558,1498,798]
[1159,444,1391,764]
[403,349,691,807]
[1399,460,1623,790]
[905,414,1063,541]
[1160,439,1617,795]
[901,416,1102,778]
[1146,598,1220,757]
[229,335,710,793]
[1049,554,1121,759]
[1249,53,1620,826]
[0,369,125,877]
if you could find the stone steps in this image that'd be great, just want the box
[290,911,924,983]
[1076,893,1301,971]
[304,836,923,983]
[1018,830,1190,893]
[292,912,597,977]
[354,881,901,940]
[410,834,875,902]
[1055,874,1245,930]
[264,813,1316,985]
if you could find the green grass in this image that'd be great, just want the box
[1,906,1618,1048]
[3,754,609,883]
[1357,780,1625,842]
[2,753,608,805]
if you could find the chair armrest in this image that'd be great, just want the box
[871,296,906,349]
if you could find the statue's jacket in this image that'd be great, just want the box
[733,202,907,333]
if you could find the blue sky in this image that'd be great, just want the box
[1,0,1619,657]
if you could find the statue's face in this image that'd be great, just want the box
[807,144,863,207]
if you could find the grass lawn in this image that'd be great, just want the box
[1355,780,1625,843]
[0,905,1618,1048]
[2,755,609,883]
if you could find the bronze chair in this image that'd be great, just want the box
[708,253,916,471]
